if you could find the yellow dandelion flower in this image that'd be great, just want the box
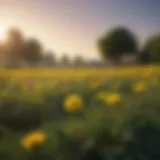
[105,93,121,105]
[133,82,147,93]
[21,131,46,150]
[64,95,83,112]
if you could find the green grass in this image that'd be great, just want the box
[0,71,159,160]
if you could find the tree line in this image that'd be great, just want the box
[0,27,159,68]
[0,28,44,66]
[0,28,87,67]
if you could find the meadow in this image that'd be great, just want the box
[0,65,160,160]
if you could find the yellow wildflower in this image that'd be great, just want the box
[133,82,147,93]
[64,95,83,112]
[105,93,121,105]
[21,131,46,150]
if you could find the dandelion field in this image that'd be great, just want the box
[0,65,160,160]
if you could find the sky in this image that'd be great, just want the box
[0,0,160,60]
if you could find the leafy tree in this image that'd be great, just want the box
[60,53,70,65]
[140,35,160,63]
[98,27,137,64]
[73,55,85,66]
[138,51,150,64]
[0,43,5,63]
[23,38,43,65]
[5,28,25,64]
[43,51,56,66]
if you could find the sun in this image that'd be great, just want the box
[0,25,5,41]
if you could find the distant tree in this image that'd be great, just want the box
[23,38,43,65]
[138,51,150,64]
[140,34,160,63]
[60,53,70,66]
[43,51,56,66]
[73,55,85,66]
[0,43,5,63]
[98,27,137,64]
[5,28,25,64]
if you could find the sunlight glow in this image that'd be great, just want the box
[0,25,6,41]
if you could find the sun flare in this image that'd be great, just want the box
[0,25,6,41]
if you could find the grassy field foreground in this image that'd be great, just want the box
[0,65,160,160]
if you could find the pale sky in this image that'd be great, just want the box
[0,0,160,60]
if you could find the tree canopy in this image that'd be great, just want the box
[0,28,47,66]
[98,27,137,64]
[140,35,160,63]
[23,38,43,65]
[5,28,25,63]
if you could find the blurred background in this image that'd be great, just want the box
[0,0,159,68]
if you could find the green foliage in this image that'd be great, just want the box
[0,86,46,132]
[140,35,160,63]
[98,27,137,64]
[23,38,43,65]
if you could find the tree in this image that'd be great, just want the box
[0,43,5,63]
[138,51,150,64]
[140,34,160,63]
[98,27,137,64]
[60,53,70,66]
[43,51,56,66]
[23,38,43,65]
[73,55,85,66]
[4,28,25,64]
